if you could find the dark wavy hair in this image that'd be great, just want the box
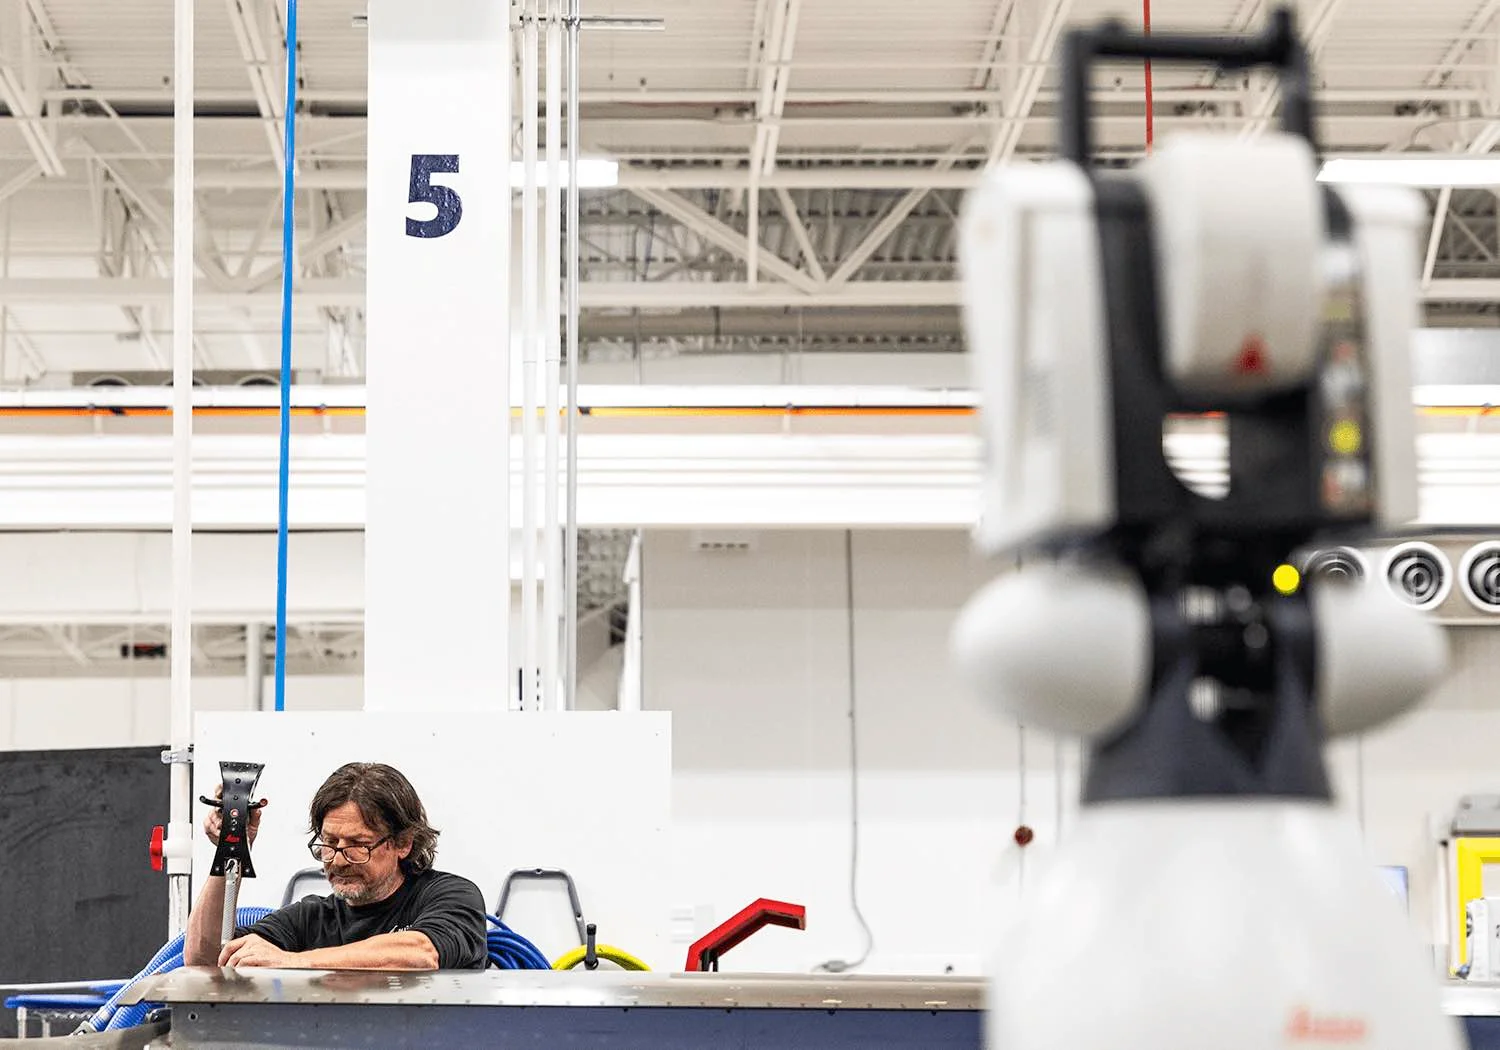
[309,763,439,875]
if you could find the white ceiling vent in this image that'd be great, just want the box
[689,531,757,553]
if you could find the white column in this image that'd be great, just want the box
[246,623,266,711]
[166,0,196,939]
[365,0,511,711]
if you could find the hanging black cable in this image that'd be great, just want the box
[815,529,875,972]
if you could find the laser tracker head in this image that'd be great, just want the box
[952,6,1446,796]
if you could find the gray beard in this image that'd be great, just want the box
[328,871,402,906]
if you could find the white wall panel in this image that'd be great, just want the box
[11,678,139,750]
[193,712,672,968]
[645,530,1500,972]
[0,532,362,623]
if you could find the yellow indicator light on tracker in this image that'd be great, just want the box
[1273,564,1302,596]
[1329,419,1362,455]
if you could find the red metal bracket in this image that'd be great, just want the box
[684,898,806,972]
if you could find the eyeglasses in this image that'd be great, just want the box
[307,836,390,865]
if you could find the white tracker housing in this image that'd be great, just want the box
[959,141,1427,554]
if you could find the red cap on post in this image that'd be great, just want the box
[149,825,165,872]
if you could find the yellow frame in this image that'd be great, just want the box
[1455,837,1500,965]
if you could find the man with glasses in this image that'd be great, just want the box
[184,762,487,970]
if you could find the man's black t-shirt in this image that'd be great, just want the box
[244,869,487,969]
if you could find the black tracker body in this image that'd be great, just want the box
[200,761,265,878]
[1041,9,1383,803]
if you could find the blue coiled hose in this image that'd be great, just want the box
[485,914,550,970]
[77,906,273,1033]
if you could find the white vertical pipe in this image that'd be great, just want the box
[564,0,580,710]
[542,0,563,711]
[618,532,642,712]
[167,0,196,938]
[1,193,11,385]
[520,0,540,711]
[246,623,266,711]
[747,174,760,286]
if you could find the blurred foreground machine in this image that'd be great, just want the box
[952,7,1480,1050]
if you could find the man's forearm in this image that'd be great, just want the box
[294,932,439,971]
[183,876,228,967]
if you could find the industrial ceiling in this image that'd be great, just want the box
[2,0,1500,383]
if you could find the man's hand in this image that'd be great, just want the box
[202,785,268,847]
[218,933,301,968]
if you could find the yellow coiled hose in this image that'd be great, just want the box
[551,944,650,971]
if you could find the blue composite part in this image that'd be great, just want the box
[169,1003,984,1048]
[273,0,299,713]
[1467,1017,1500,1049]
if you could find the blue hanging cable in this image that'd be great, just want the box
[274,0,299,712]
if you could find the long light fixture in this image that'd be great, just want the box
[510,157,618,188]
[1317,156,1500,188]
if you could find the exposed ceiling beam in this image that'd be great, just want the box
[0,276,365,307]
[1424,124,1500,285]
[186,166,1006,192]
[1239,0,1347,140]
[0,163,41,206]
[1447,210,1497,261]
[826,151,965,286]
[223,0,290,168]
[244,210,367,291]
[745,0,802,283]
[43,85,1494,111]
[630,187,822,293]
[0,5,64,176]
[1425,0,1500,89]
[772,187,827,283]
[0,276,1497,311]
[44,625,89,666]
[90,153,235,290]
[971,0,1020,92]
[1425,187,1455,287]
[986,0,1075,166]
[755,0,801,178]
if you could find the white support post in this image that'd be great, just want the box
[521,0,540,712]
[365,0,511,712]
[564,0,581,710]
[1423,187,1453,288]
[543,0,563,711]
[246,623,266,711]
[166,0,196,939]
[617,532,642,712]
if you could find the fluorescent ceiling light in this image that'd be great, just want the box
[509,158,619,188]
[1317,156,1500,188]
